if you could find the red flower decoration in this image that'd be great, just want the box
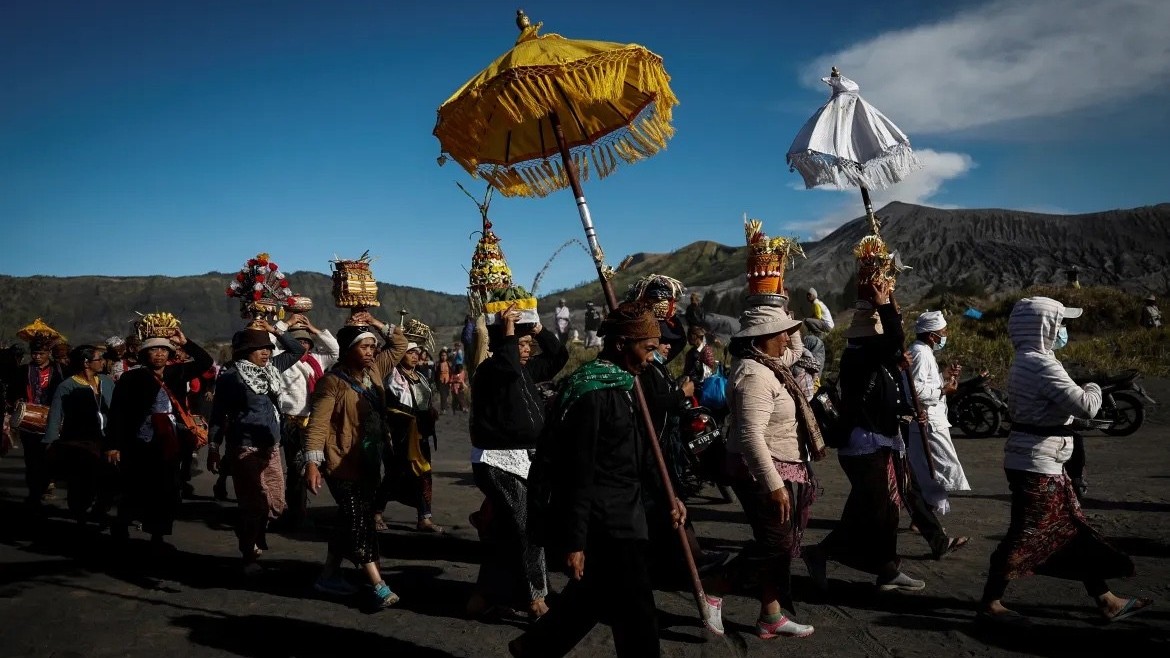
[268,262,279,271]
[278,279,288,288]
[247,259,257,266]
[235,272,245,282]
[225,287,234,296]
[252,290,263,300]
[285,296,296,306]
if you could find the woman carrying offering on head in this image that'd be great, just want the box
[303,311,408,610]
[207,318,305,574]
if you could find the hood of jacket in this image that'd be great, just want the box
[1008,296,1074,354]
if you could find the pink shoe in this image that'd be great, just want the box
[757,615,814,639]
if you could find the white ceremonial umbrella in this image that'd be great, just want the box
[787,67,922,233]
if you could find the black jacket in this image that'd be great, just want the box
[548,387,654,552]
[108,340,213,453]
[470,328,568,450]
[838,303,912,438]
[209,333,304,449]
[6,362,65,407]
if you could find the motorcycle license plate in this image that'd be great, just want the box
[688,428,720,455]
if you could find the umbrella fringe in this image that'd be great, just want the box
[460,100,675,198]
[787,144,922,191]
[435,47,678,198]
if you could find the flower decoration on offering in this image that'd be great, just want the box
[462,188,540,326]
[330,250,380,310]
[744,216,804,295]
[626,274,684,320]
[136,311,181,339]
[225,252,298,325]
[470,233,539,325]
[16,318,65,343]
[852,234,910,287]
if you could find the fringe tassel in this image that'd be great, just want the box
[787,144,922,191]
[435,46,679,198]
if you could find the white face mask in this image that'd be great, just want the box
[932,335,947,352]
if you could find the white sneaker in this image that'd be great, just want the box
[701,595,725,635]
[878,572,925,592]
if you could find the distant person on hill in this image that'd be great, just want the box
[1140,295,1162,329]
[583,301,603,348]
[801,288,834,336]
[685,292,706,331]
[554,298,572,345]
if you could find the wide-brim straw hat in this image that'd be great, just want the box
[843,302,885,339]
[733,306,802,339]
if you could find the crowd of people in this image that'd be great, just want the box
[0,275,1158,657]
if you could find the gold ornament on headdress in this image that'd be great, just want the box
[136,311,181,339]
[330,250,381,309]
[16,318,65,343]
[744,215,804,295]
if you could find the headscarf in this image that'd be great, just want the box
[235,359,283,396]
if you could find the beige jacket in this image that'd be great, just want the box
[304,327,408,481]
[726,357,802,494]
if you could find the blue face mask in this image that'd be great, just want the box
[1053,326,1069,350]
[932,334,947,352]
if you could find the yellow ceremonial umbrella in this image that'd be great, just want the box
[434,10,678,305]
[433,11,715,630]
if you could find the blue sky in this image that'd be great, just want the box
[3,0,1168,296]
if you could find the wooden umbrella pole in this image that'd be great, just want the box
[859,185,880,235]
[549,111,710,622]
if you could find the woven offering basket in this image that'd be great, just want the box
[332,260,380,308]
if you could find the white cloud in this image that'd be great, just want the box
[787,149,975,238]
[804,0,1170,133]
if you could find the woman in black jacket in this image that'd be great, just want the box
[44,345,116,522]
[804,279,926,592]
[207,319,305,573]
[108,329,213,550]
[467,304,568,619]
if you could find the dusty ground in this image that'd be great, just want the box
[2,379,1168,657]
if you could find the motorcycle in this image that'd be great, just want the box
[673,398,734,503]
[948,372,1010,438]
[1072,369,1157,436]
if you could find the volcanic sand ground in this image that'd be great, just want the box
[2,380,1168,657]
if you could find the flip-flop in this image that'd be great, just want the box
[935,536,970,560]
[1106,597,1154,624]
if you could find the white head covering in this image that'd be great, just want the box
[915,310,947,334]
[346,331,376,350]
[405,342,420,353]
[807,287,818,298]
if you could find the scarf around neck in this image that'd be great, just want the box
[744,347,827,462]
[236,359,283,396]
[556,358,635,412]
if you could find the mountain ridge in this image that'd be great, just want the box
[540,202,1170,317]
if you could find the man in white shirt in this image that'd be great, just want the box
[554,299,572,345]
[802,288,835,336]
[274,316,339,527]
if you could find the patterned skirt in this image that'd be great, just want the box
[991,469,1133,582]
